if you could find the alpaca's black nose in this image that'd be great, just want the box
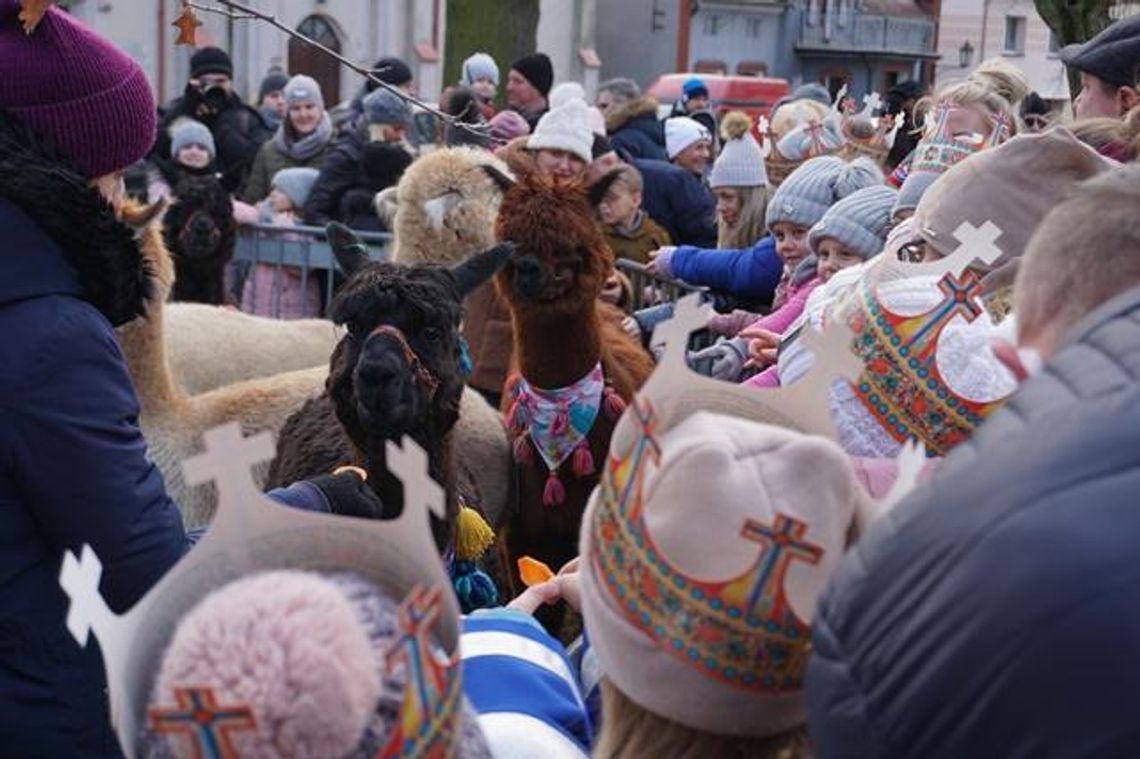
[513,255,546,298]
[354,332,415,417]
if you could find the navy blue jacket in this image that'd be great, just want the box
[807,286,1140,757]
[606,95,667,161]
[632,158,718,248]
[669,235,782,306]
[0,118,186,756]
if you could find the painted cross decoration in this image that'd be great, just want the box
[148,687,257,759]
[740,514,822,620]
[904,271,984,357]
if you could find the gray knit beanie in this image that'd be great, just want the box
[169,118,215,162]
[364,87,412,126]
[461,52,500,87]
[809,185,898,260]
[766,155,884,229]
[284,74,324,110]
[892,169,939,220]
[271,166,320,209]
[709,117,767,189]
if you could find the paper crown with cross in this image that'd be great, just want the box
[908,98,1011,176]
[836,220,1016,457]
[839,90,902,163]
[765,89,847,185]
[58,424,463,759]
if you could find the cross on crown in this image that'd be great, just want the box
[861,91,882,116]
[740,514,822,619]
[387,439,447,521]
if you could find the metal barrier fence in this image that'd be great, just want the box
[616,258,705,312]
[231,224,392,319]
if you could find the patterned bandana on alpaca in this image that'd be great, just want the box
[507,365,625,506]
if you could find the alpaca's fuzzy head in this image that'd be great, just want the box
[326,225,512,452]
[392,146,513,268]
[164,174,236,266]
[495,170,621,319]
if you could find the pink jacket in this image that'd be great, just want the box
[233,202,322,320]
[710,277,821,337]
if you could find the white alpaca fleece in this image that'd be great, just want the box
[391,146,511,268]
[165,303,342,395]
[116,216,326,528]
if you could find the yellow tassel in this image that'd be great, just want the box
[456,505,495,561]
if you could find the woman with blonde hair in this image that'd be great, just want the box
[1070,104,1140,161]
[889,58,1029,218]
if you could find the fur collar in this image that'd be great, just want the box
[604,95,660,133]
[0,112,151,327]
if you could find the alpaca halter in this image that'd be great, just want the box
[507,364,626,507]
[369,324,441,400]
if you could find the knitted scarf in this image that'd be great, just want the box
[274,111,333,161]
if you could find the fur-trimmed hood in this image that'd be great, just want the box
[604,95,660,134]
[0,112,151,327]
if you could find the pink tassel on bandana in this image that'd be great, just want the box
[571,440,595,478]
[506,400,527,435]
[603,387,627,421]
[512,434,533,465]
[543,471,566,507]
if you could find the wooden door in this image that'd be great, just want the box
[289,15,342,107]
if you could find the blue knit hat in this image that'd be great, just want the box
[364,87,412,126]
[766,155,883,229]
[683,77,709,100]
[170,118,215,162]
[271,166,320,209]
[808,185,898,260]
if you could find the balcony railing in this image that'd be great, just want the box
[798,12,936,55]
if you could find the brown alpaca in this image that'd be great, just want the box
[495,169,654,597]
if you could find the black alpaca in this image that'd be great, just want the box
[163,174,236,305]
[268,223,511,555]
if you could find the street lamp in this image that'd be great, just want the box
[959,41,975,68]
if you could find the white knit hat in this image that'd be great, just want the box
[527,97,594,164]
[460,52,499,87]
[665,116,710,159]
[581,409,863,738]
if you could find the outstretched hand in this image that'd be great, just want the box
[739,325,781,369]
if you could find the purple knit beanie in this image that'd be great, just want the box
[0,1,156,179]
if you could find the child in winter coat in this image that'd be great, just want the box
[597,164,672,265]
[233,166,323,319]
[147,118,217,204]
[688,155,884,381]
[742,184,898,388]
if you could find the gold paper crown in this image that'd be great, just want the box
[59,424,461,758]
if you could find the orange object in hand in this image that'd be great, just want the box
[518,556,555,587]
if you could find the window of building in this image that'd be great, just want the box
[1004,16,1026,56]
[747,17,763,38]
[694,58,728,75]
[737,60,769,76]
[703,14,721,36]
[1048,29,1061,55]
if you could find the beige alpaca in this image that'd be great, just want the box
[165,303,342,395]
[116,213,325,529]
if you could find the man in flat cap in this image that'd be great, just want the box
[1061,13,1140,118]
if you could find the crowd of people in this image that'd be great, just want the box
[4,1,1140,756]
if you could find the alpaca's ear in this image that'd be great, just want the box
[451,242,514,297]
[480,164,517,195]
[327,222,372,277]
[588,167,624,209]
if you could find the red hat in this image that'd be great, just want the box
[0,1,156,178]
